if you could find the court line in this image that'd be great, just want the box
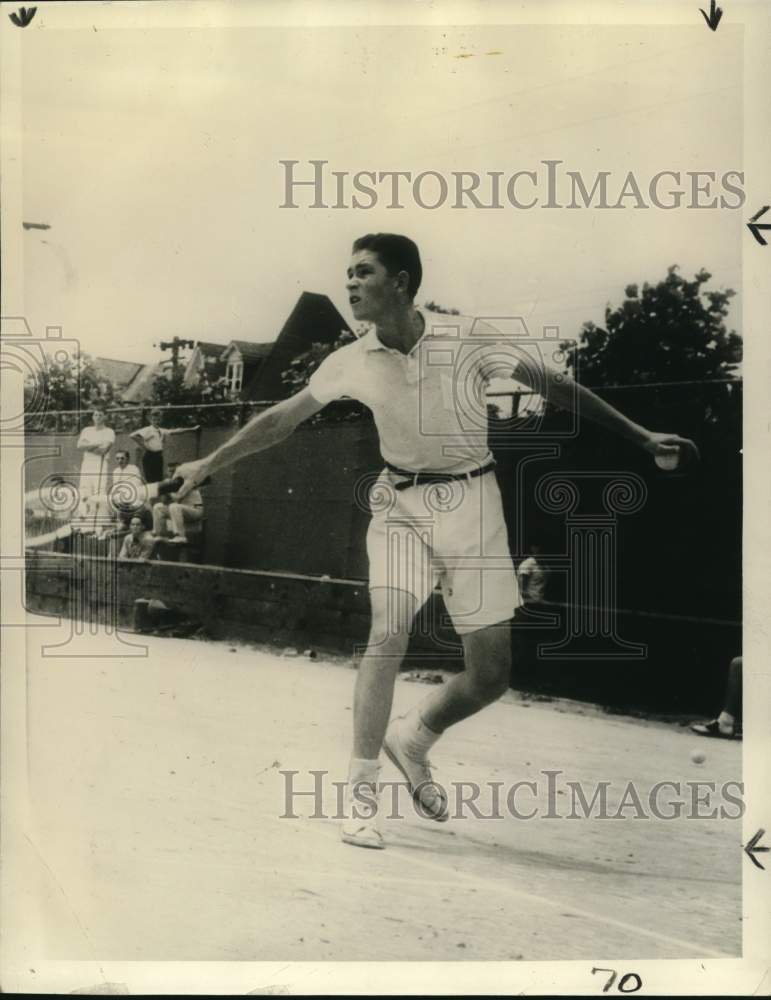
[304,821,736,959]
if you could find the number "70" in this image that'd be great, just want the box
[591,968,643,993]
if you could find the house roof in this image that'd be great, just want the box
[183,340,229,386]
[224,340,275,363]
[193,340,228,358]
[93,357,144,390]
[120,360,169,403]
[244,291,352,401]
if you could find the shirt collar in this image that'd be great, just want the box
[362,308,434,354]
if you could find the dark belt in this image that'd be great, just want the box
[385,460,496,492]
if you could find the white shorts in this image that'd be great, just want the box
[366,468,520,635]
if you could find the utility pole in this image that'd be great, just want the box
[158,337,195,373]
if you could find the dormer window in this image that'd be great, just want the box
[226,354,244,395]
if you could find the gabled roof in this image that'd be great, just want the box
[121,360,169,403]
[244,292,352,401]
[223,340,275,364]
[93,357,144,390]
[193,340,228,358]
[183,340,229,386]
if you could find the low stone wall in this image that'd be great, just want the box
[24,552,738,715]
[24,551,464,663]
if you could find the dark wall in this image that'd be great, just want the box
[219,418,380,578]
[24,383,741,715]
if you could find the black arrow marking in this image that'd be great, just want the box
[748,206,771,247]
[9,6,36,28]
[744,828,770,870]
[699,0,723,30]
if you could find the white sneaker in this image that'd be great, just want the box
[340,813,385,850]
[383,717,449,822]
[340,762,385,849]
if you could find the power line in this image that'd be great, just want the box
[488,377,742,396]
[325,38,708,155]
[432,83,740,161]
[530,599,740,629]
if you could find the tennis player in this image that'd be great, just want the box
[175,234,698,849]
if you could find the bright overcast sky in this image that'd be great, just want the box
[20,10,743,364]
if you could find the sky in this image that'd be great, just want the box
[20,16,743,366]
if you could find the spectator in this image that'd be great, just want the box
[151,463,204,544]
[517,544,549,607]
[117,515,157,561]
[109,449,148,528]
[130,409,200,484]
[111,449,143,488]
[691,655,742,740]
[76,404,115,499]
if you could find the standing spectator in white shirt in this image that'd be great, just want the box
[76,405,115,499]
[130,408,199,484]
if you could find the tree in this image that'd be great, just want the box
[280,328,359,393]
[24,351,116,414]
[561,266,741,387]
[424,301,460,314]
[148,366,232,426]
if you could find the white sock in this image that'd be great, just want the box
[717,711,735,733]
[398,706,442,759]
[348,756,380,785]
[346,757,381,819]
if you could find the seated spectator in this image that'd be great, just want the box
[517,544,549,607]
[151,463,204,544]
[117,516,157,561]
[130,409,200,484]
[109,449,148,528]
[691,655,742,740]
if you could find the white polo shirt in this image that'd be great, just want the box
[135,425,167,452]
[308,308,516,473]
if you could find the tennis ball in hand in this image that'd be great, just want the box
[655,448,681,471]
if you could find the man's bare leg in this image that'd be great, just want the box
[419,622,511,733]
[352,587,417,758]
[382,622,511,823]
[723,655,742,724]
[342,587,416,848]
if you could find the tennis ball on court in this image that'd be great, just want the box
[655,449,680,471]
[690,749,706,765]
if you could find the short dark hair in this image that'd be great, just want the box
[115,450,129,460]
[352,233,422,299]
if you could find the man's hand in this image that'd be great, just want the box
[174,459,210,500]
[642,431,700,466]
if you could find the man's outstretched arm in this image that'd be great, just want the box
[174,388,325,497]
[514,362,700,463]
